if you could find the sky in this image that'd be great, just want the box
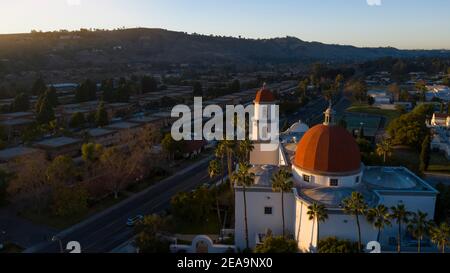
[1,0,450,50]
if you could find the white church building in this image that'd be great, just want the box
[234,86,439,252]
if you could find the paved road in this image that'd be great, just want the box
[27,156,214,253]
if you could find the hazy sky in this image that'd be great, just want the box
[1,0,450,49]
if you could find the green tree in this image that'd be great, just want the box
[208,159,223,231]
[430,222,450,253]
[307,203,328,245]
[75,79,97,102]
[161,133,178,160]
[101,79,115,102]
[116,82,131,102]
[46,86,59,107]
[69,112,86,128]
[222,140,237,193]
[387,110,429,148]
[95,101,109,127]
[407,211,431,253]
[134,214,170,253]
[215,143,226,185]
[376,139,393,164]
[231,163,255,250]
[229,79,241,93]
[366,205,391,242]
[390,204,411,253]
[237,139,254,164]
[342,192,368,252]
[318,237,360,253]
[254,234,298,253]
[31,77,47,96]
[419,135,431,173]
[271,169,293,237]
[52,185,88,217]
[82,143,103,176]
[141,76,158,93]
[388,83,401,101]
[12,93,30,112]
[35,95,55,125]
[46,156,78,186]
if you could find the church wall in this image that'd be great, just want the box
[318,212,378,248]
[377,194,436,219]
[234,188,296,250]
[293,165,363,188]
[294,199,317,252]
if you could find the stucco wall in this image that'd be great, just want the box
[234,188,296,250]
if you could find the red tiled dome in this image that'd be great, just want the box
[294,124,361,174]
[255,87,275,103]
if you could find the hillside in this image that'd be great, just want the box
[0,28,449,72]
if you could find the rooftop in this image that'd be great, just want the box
[106,121,141,130]
[0,146,41,162]
[86,128,116,137]
[34,137,81,148]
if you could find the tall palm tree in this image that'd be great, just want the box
[390,204,412,253]
[376,139,393,164]
[223,140,237,192]
[215,143,226,185]
[342,192,368,252]
[208,159,223,233]
[231,162,255,250]
[238,139,254,164]
[407,211,431,253]
[430,222,450,253]
[271,169,293,237]
[307,203,328,245]
[366,204,391,243]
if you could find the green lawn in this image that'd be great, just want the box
[346,104,401,127]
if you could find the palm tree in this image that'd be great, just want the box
[208,159,223,234]
[271,169,293,237]
[307,203,328,245]
[231,162,255,250]
[366,204,391,243]
[407,211,431,253]
[430,222,450,253]
[223,140,237,192]
[376,139,393,164]
[238,139,254,164]
[390,204,412,253]
[215,142,226,184]
[342,192,368,252]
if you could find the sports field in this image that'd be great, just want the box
[336,113,382,137]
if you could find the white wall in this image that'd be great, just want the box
[234,188,295,250]
[295,200,317,252]
[292,165,363,188]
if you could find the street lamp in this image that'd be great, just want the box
[52,236,64,253]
